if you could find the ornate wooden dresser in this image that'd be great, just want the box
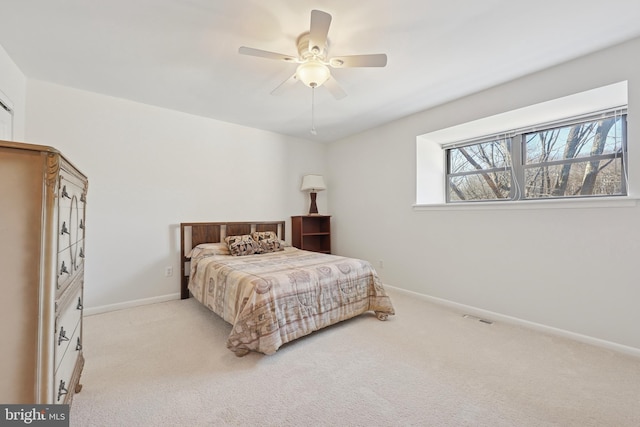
[0,140,87,404]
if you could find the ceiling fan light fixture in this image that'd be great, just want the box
[238,10,387,99]
[296,60,330,88]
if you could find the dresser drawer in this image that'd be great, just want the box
[58,169,86,209]
[57,243,85,294]
[74,240,85,271]
[57,168,86,254]
[54,341,81,403]
[77,209,86,242]
[56,246,73,292]
[57,192,83,252]
[55,286,83,372]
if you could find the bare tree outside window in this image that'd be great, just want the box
[446,113,626,202]
[448,139,511,201]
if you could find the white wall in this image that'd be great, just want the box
[25,80,327,309]
[327,36,640,351]
[0,43,26,140]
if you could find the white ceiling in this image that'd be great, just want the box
[1,0,640,142]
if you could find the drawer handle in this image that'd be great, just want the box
[57,380,68,402]
[79,219,84,230]
[60,261,70,276]
[76,337,83,351]
[58,326,70,345]
[77,297,83,310]
[61,185,71,199]
[61,221,69,235]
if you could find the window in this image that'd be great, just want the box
[445,111,627,202]
[447,138,512,201]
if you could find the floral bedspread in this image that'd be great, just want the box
[188,247,395,356]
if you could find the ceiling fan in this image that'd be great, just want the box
[238,9,388,100]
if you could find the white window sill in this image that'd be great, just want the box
[413,197,639,211]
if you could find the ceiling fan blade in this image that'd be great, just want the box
[329,54,388,68]
[308,10,331,54]
[238,46,298,62]
[323,76,347,100]
[271,73,299,96]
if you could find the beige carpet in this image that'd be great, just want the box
[70,288,640,426]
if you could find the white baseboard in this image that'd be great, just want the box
[386,285,640,359]
[84,293,181,316]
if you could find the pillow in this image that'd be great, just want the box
[251,231,277,241]
[225,234,262,256]
[187,242,230,259]
[251,231,284,253]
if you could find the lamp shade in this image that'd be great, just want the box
[301,174,326,192]
[296,61,330,88]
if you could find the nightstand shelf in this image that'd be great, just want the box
[291,215,331,254]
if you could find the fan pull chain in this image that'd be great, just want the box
[310,86,318,135]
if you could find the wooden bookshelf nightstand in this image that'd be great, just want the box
[291,215,331,254]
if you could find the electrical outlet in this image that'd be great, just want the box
[165,266,173,277]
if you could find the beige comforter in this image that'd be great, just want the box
[188,247,395,356]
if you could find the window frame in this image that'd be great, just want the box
[444,109,628,203]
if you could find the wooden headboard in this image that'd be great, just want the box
[179,221,286,299]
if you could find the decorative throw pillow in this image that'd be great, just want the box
[251,231,284,253]
[251,231,277,241]
[225,234,262,256]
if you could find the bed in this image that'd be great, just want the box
[180,221,395,356]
